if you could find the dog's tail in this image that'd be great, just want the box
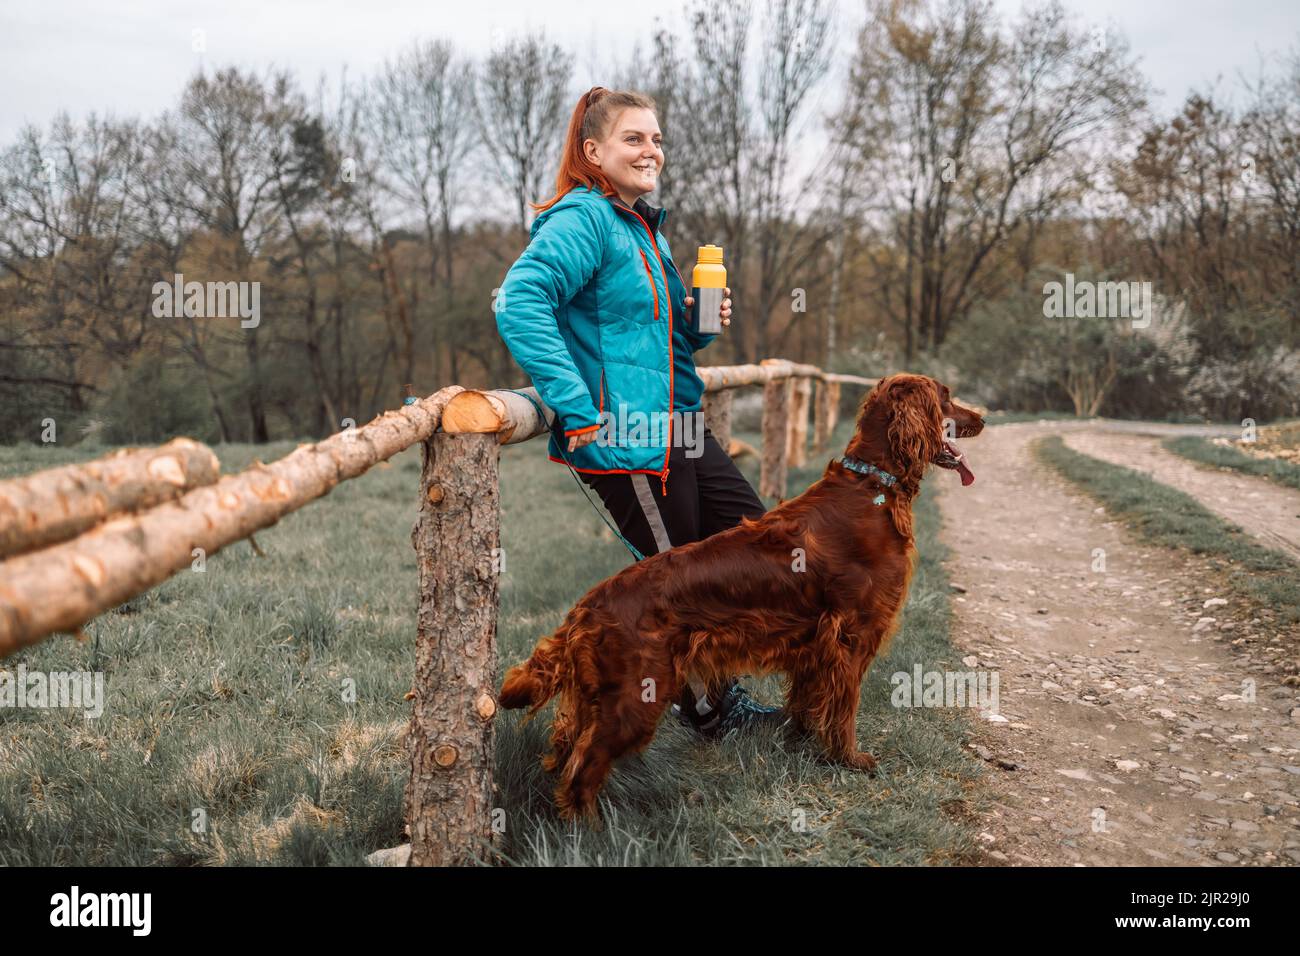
[499,630,568,713]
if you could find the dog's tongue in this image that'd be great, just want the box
[956,456,975,486]
[945,442,975,486]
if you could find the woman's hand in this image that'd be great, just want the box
[683,286,732,327]
[567,430,599,453]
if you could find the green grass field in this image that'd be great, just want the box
[1034,434,1300,626]
[0,421,982,866]
[1163,435,1300,491]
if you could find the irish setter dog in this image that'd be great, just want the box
[500,373,985,820]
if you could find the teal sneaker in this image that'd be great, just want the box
[673,678,786,739]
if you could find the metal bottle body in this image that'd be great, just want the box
[691,248,727,335]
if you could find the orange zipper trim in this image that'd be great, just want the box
[637,249,660,321]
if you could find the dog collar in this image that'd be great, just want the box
[840,456,898,500]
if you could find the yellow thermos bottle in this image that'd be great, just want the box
[691,245,726,335]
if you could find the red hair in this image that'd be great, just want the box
[531,87,659,216]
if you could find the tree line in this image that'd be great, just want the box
[2,0,1297,446]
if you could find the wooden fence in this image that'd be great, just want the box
[0,359,874,865]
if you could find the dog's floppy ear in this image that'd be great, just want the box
[886,376,943,481]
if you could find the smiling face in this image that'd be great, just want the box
[583,107,663,206]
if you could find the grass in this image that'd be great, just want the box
[1034,434,1300,626]
[0,421,982,866]
[1163,435,1300,491]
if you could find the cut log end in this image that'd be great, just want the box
[441,392,506,434]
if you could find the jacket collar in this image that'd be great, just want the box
[612,194,666,235]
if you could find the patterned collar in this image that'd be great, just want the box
[840,455,898,487]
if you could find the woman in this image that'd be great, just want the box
[495,86,783,737]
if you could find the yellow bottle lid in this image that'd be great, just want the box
[697,244,724,264]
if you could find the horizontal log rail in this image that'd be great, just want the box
[442,361,874,499]
[0,386,465,657]
[696,360,874,391]
[0,437,220,560]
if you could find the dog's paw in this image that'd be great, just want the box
[844,751,878,774]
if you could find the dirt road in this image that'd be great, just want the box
[1061,430,1300,563]
[935,421,1300,866]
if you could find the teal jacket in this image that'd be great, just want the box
[495,184,718,496]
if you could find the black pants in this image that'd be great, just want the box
[577,425,766,558]
[578,424,766,717]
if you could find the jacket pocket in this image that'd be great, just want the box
[637,248,660,321]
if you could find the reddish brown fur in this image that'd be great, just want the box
[499,374,985,820]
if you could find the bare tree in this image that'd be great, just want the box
[326,76,412,412]
[0,115,152,413]
[751,0,836,363]
[1240,47,1300,334]
[371,39,480,386]
[137,116,238,441]
[840,0,1146,359]
[473,32,573,236]
[316,69,386,424]
[637,0,839,367]
[267,95,342,437]
[169,67,290,442]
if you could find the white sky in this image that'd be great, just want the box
[2,0,1296,158]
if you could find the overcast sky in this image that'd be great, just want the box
[2,0,1296,151]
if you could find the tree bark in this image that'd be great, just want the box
[404,431,500,866]
[786,378,812,468]
[701,389,734,457]
[244,331,270,443]
[813,379,841,455]
[761,376,791,501]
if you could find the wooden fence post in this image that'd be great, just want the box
[701,389,734,457]
[787,378,812,468]
[760,376,791,500]
[405,431,501,866]
[813,379,841,454]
